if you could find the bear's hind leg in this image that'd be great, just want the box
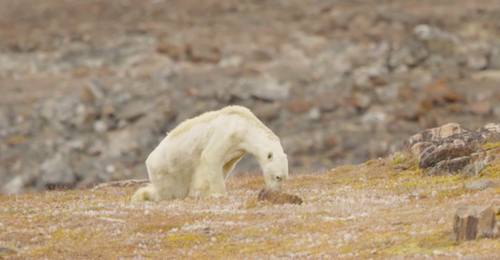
[147,160,190,200]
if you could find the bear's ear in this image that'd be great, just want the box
[267,152,273,160]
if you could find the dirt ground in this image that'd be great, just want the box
[1,154,500,259]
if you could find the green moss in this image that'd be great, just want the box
[482,142,500,150]
[391,157,403,164]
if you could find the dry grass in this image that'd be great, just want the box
[1,156,500,260]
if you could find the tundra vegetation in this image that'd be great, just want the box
[1,151,499,260]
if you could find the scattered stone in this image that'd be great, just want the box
[92,179,150,190]
[453,205,498,242]
[253,104,279,121]
[285,101,311,114]
[470,100,492,115]
[462,160,487,177]
[186,43,221,63]
[232,77,290,101]
[0,176,24,194]
[156,40,186,61]
[471,70,500,81]
[0,247,17,257]
[85,79,108,101]
[419,143,472,169]
[403,123,471,152]
[257,188,303,205]
[490,46,500,69]
[117,98,154,122]
[308,107,321,121]
[426,156,470,175]
[93,120,109,133]
[388,38,429,69]
[39,153,75,190]
[465,179,498,191]
[404,122,500,174]
[316,92,340,112]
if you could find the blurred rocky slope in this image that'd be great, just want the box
[1,0,500,193]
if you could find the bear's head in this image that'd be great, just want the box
[261,149,288,191]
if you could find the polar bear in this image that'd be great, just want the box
[131,105,289,201]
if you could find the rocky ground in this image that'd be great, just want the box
[1,0,500,192]
[1,143,500,259]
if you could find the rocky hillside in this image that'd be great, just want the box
[1,0,500,192]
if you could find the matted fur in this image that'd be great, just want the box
[131,104,289,202]
[167,105,280,141]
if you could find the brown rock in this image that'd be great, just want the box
[351,92,371,109]
[257,188,303,205]
[453,205,497,242]
[423,77,449,104]
[285,101,311,114]
[5,135,27,145]
[397,83,413,101]
[316,93,339,112]
[186,44,221,64]
[418,99,434,112]
[73,66,91,79]
[443,92,462,103]
[324,136,339,149]
[470,100,492,115]
[469,147,500,163]
[156,41,186,61]
[101,104,117,118]
[394,102,420,121]
[446,103,463,114]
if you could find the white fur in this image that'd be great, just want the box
[131,105,289,202]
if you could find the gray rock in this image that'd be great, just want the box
[389,38,429,69]
[490,45,500,69]
[39,153,75,189]
[453,205,498,242]
[426,156,470,175]
[0,247,18,257]
[117,98,154,122]
[37,96,80,132]
[462,160,487,177]
[232,76,290,101]
[93,120,109,133]
[253,104,280,121]
[419,143,472,169]
[85,79,108,101]
[0,176,24,194]
[465,179,498,191]
[107,129,141,157]
[404,123,471,151]
[308,107,321,121]
[0,109,9,133]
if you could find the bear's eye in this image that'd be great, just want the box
[267,152,273,160]
[276,176,282,180]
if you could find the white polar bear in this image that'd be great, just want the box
[131,105,289,201]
